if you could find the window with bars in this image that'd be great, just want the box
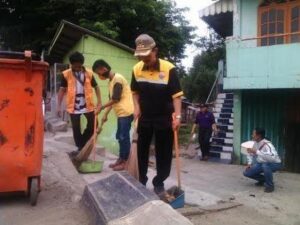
[258,0,300,46]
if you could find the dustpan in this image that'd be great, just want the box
[78,160,104,173]
[166,186,185,209]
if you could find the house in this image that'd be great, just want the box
[200,0,300,172]
[47,20,138,154]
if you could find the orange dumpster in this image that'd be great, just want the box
[0,51,48,205]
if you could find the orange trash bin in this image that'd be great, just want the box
[0,51,48,205]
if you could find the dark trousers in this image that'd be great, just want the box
[243,162,282,188]
[137,125,173,187]
[116,115,133,160]
[198,128,212,157]
[70,111,95,150]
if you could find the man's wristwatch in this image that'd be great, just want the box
[175,115,181,120]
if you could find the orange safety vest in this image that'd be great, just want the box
[62,68,94,113]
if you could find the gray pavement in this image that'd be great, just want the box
[1,130,300,225]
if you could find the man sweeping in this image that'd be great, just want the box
[93,60,134,171]
[131,34,183,194]
[57,52,102,156]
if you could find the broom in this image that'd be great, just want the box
[160,118,185,208]
[125,120,139,180]
[74,115,104,163]
[77,114,104,173]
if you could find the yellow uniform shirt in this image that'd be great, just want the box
[109,73,134,117]
[131,59,183,118]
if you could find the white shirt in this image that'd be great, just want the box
[247,139,281,164]
[73,71,88,114]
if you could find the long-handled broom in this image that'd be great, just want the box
[162,123,185,209]
[125,120,139,180]
[74,114,104,173]
[74,116,104,163]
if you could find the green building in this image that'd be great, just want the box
[48,20,137,154]
[200,0,300,172]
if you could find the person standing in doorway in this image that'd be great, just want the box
[131,34,183,194]
[243,128,282,193]
[192,103,217,161]
[57,52,102,156]
[93,59,134,171]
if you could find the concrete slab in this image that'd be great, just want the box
[82,172,159,225]
[47,120,68,133]
[108,200,193,225]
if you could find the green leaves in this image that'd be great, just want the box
[182,32,225,103]
[0,0,194,64]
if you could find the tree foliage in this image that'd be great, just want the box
[0,0,194,64]
[182,32,225,103]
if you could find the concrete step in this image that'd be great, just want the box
[209,150,232,160]
[46,120,68,133]
[217,124,233,132]
[210,144,233,152]
[214,107,233,113]
[217,131,233,139]
[215,99,233,104]
[211,137,233,145]
[216,118,233,125]
[217,93,233,100]
[214,103,234,109]
[214,113,233,119]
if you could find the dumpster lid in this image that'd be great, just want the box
[0,51,40,61]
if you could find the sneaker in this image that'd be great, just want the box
[201,156,209,161]
[255,181,264,186]
[113,160,126,171]
[264,186,274,193]
[154,186,165,195]
[109,158,122,168]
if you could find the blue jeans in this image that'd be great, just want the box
[116,115,133,160]
[243,162,282,188]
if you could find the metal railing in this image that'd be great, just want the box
[205,60,225,104]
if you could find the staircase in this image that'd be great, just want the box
[209,93,234,164]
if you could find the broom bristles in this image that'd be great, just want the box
[74,136,95,162]
[125,131,139,180]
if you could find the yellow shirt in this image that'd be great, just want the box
[109,73,134,117]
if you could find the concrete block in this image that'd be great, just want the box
[44,114,56,122]
[47,120,68,133]
[54,135,75,145]
[108,201,193,225]
[82,172,159,225]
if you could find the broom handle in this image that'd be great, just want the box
[174,129,181,188]
[92,114,98,162]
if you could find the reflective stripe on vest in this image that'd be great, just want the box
[62,68,94,113]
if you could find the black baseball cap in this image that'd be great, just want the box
[200,103,208,108]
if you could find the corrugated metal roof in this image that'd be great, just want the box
[48,20,134,62]
[199,0,234,18]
